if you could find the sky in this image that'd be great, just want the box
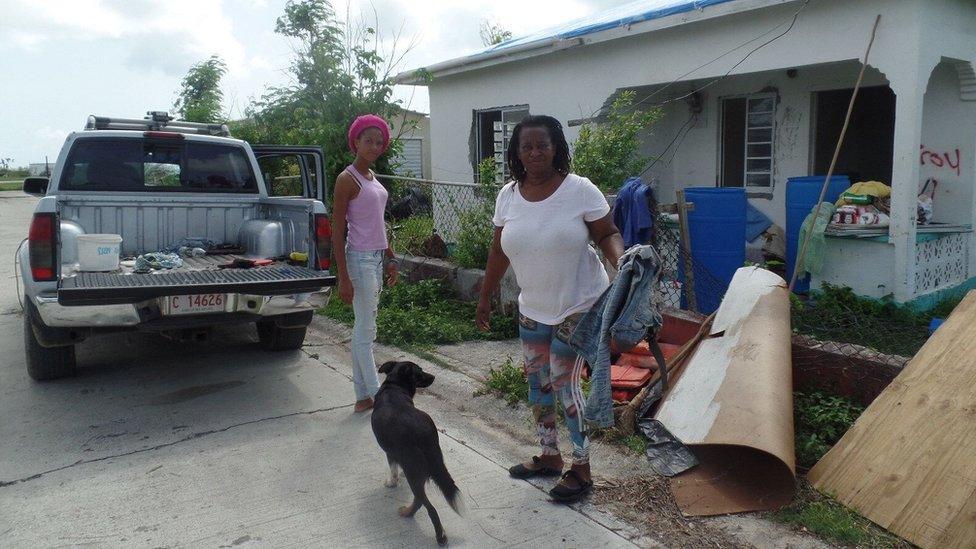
[0,0,630,166]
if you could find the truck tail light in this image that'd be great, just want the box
[314,213,332,270]
[29,213,57,281]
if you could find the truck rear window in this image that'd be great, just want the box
[60,138,258,193]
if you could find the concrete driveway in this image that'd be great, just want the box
[0,191,642,548]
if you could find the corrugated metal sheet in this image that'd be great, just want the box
[394,138,424,178]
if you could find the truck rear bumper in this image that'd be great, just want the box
[33,289,331,328]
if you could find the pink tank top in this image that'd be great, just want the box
[345,165,389,251]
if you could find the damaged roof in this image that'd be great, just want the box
[397,0,787,84]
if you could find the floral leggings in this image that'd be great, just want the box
[519,313,590,465]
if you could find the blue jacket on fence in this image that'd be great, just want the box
[613,177,655,248]
[569,245,664,428]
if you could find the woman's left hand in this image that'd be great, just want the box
[385,261,399,287]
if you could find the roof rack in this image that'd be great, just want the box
[84,111,231,137]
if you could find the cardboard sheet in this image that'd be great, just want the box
[655,267,795,516]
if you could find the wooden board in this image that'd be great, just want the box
[808,290,976,549]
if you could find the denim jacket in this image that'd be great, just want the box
[569,245,664,428]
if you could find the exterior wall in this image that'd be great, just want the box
[424,0,976,302]
[920,61,976,228]
[428,0,927,187]
[641,62,888,229]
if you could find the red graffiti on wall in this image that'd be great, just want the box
[920,145,961,176]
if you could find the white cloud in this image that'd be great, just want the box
[1,0,247,76]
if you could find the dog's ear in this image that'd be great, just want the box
[378,361,398,374]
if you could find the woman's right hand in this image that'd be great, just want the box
[476,297,492,332]
[338,276,354,304]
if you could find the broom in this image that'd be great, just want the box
[616,312,717,436]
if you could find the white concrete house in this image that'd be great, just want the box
[398,0,976,308]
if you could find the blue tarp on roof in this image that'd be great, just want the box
[483,0,738,53]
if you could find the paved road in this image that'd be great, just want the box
[0,191,641,548]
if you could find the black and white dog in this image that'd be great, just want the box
[371,361,461,545]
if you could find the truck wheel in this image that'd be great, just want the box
[24,301,77,381]
[256,321,308,351]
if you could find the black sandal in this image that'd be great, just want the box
[508,456,563,479]
[548,469,593,502]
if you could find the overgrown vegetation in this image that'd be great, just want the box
[319,278,516,346]
[593,429,647,455]
[772,481,905,548]
[174,55,228,123]
[0,181,22,191]
[793,390,864,470]
[481,358,528,406]
[792,283,962,357]
[572,90,662,193]
[451,158,497,269]
[479,360,647,455]
[229,0,415,190]
[389,216,434,256]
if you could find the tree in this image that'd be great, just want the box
[571,91,662,193]
[174,55,228,123]
[232,0,414,191]
[479,19,512,46]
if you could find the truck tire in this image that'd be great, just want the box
[256,321,308,351]
[24,301,77,381]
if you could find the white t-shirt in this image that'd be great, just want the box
[493,173,611,325]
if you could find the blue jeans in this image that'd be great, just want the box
[520,313,590,465]
[347,248,384,400]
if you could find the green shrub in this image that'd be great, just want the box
[451,158,496,269]
[319,278,516,347]
[793,390,864,469]
[571,90,662,193]
[482,358,529,406]
[389,216,434,256]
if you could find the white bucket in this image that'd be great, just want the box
[77,234,123,272]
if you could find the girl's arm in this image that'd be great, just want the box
[332,172,358,303]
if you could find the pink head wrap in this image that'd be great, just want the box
[347,114,391,154]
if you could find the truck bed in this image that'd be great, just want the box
[59,255,334,306]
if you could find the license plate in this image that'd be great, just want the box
[165,294,228,315]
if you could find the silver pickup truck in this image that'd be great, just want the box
[19,112,336,381]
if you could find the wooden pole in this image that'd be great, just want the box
[788,14,882,292]
[676,189,697,312]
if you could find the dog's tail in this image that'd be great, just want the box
[424,443,462,515]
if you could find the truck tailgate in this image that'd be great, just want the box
[59,265,335,306]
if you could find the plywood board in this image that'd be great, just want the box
[808,290,976,549]
[656,267,795,515]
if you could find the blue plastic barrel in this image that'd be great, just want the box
[678,187,746,315]
[786,176,851,293]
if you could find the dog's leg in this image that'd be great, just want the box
[398,498,422,517]
[384,456,399,488]
[402,474,447,545]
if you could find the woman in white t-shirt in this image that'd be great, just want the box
[476,115,624,503]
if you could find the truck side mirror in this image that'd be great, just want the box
[23,177,49,197]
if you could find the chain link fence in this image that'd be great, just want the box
[380,174,488,245]
[379,174,943,389]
